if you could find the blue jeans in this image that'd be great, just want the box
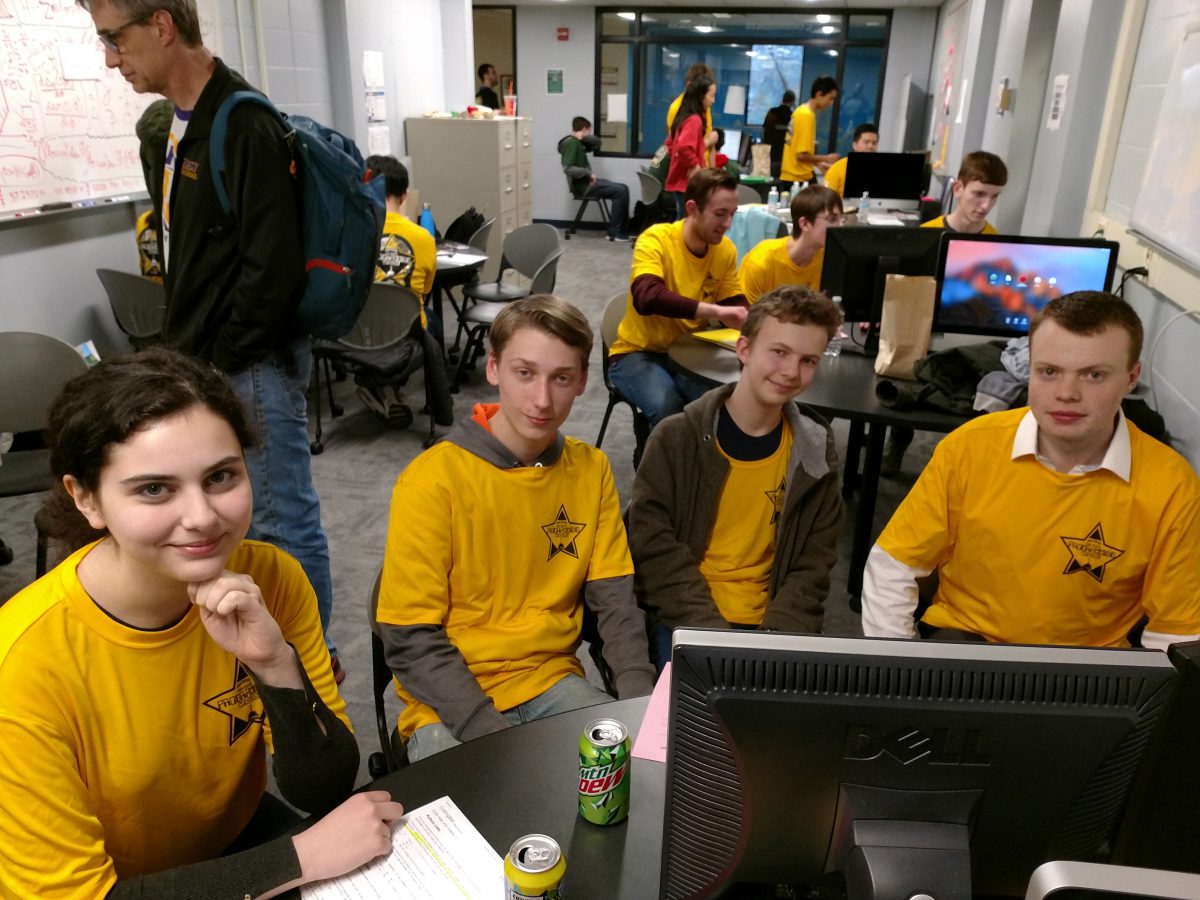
[229,341,336,655]
[585,179,630,238]
[609,351,717,430]
[407,674,611,762]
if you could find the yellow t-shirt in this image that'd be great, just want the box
[700,424,794,625]
[609,220,742,358]
[666,96,713,165]
[377,210,437,329]
[0,540,346,896]
[781,104,817,184]
[738,237,824,303]
[921,215,998,235]
[824,155,848,197]
[878,408,1200,646]
[135,209,163,283]
[378,426,634,738]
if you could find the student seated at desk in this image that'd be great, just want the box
[609,168,748,430]
[922,150,1007,235]
[377,296,655,762]
[739,185,844,302]
[823,122,879,198]
[628,286,844,670]
[861,292,1200,648]
[0,349,401,898]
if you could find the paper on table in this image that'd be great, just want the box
[632,662,672,763]
[691,329,741,350]
[300,796,502,899]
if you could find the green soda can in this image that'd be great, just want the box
[578,717,631,825]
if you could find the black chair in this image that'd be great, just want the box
[440,217,496,357]
[595,292,650,469]
[367,568,407,778]
[565,193,610,239]
[96,268,165,350]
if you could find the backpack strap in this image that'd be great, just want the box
[210,90,288,219]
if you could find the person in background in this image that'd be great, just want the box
[628,286,844,670]
[823,122,879,198]
[665,76,717,220]
[558,115,632,242]
[666,63,716,154]
[781,76,840,186]
[0,348,401,897]
[861,292,1200,649]
[739,186,844,303]
[762,89,796,179]
[921,150,1007,235]
[476,62,500,110]
[608,168,747,430]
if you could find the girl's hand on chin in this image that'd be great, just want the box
[189,571,291,672]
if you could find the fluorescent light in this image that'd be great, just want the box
[821,25,838,34]
[711,12,732,18]
[816,14,831,23]
[745,50,755,57]
[828,49,838,57]
[617,11,635,20]
[694,25,714,33]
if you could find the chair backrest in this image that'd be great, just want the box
[638,169,663,205]
[600,290,628,386]
[528,248,564,295]
[468,218,496,254]
[0,332,89,433]
[736,183,762,206]
[502,223,561,280]
[367,567,403,774]
[338,282,423,350]
[96,268,166,341]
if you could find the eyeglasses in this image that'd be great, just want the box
[816,213,845,225]
[97,12,153,54]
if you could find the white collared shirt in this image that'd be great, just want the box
[1010,408,1131,480]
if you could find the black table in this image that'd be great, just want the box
[372,697,662,898]
[668,336,968,606]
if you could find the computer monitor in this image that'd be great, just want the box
[820,226,945,354]
[842,152,927,211]
[934,233,1120,338]
[719,129,743,161]
[660,630,1182,900]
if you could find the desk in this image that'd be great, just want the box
[668,336,968,606]
[431,250,487,347]
[372,698,663,898]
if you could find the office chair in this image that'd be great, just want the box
[0,332,90,578]
[736,183,762,205]
[1025,861,1200,900]
[96,268,166,350]
[595,292,650,469]
[443,217,496,358]
[565,193,611,239]
[635,168,674,233]
[366,567,407,778]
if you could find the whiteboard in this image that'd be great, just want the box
[0,1,154,215]
[1129,23,1200,273]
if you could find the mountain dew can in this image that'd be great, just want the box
[578,717,631,825]
[504,834,565,899]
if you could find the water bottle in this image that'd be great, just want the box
[792,181,802,198]
[418,202,437,237]
[779,188,790,209]
[857,192,870,221]
[766,185,779,212]
[824,296,846,358]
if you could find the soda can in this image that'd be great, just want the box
[578,717,631,825]
[504,833,565,899]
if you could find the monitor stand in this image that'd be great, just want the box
[828,784,980,900]
[869,197,921,213]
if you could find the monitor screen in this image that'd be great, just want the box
[934,234,1120,338]
[719,129,743,161]
[660,630,1180,900]
[842,152,927,209]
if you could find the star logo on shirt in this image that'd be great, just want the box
[203,660,264,745]
[765,477,787,525]
[1060,522,1124,583]
[542,504,587,561]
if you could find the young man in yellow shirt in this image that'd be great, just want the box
[781,76,840,185]
[377,296,656,761]
[609,168,749,429]
[739,185,844,302]
[628,286,844,669]
[823,122,879,198]
[921,150,1007,234]
[862,292,1200,649]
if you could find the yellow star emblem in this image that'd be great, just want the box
[1060,522,1124,583]
[203,660,264,745]
[542,504,587,561]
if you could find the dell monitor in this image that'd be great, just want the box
[820,226,945,355]
[660,630,1181,900]
[934,234,1120,338]
[842,152,927,212]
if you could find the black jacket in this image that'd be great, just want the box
[156,58,305,373]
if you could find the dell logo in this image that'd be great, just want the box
[843,724,992,766]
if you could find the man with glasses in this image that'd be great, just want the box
[79,0,343,681]
[739,185,844,303]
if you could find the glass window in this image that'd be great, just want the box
[834,46,886,153]
[848,14,888,41]
[598,43,635,154]
[601,12,636,37]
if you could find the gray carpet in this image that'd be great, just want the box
[0,226,944,786]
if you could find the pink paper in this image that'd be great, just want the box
[632,662,671,762]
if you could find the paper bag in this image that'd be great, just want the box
[750,144,772,178]
[874,274,936,380]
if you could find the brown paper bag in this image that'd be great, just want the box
[750,144,772,178]
[874,274,936,380]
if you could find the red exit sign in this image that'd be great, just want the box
[557,27,569,41]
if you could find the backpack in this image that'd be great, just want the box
[210,91,386,339]
[442,206,486,245]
